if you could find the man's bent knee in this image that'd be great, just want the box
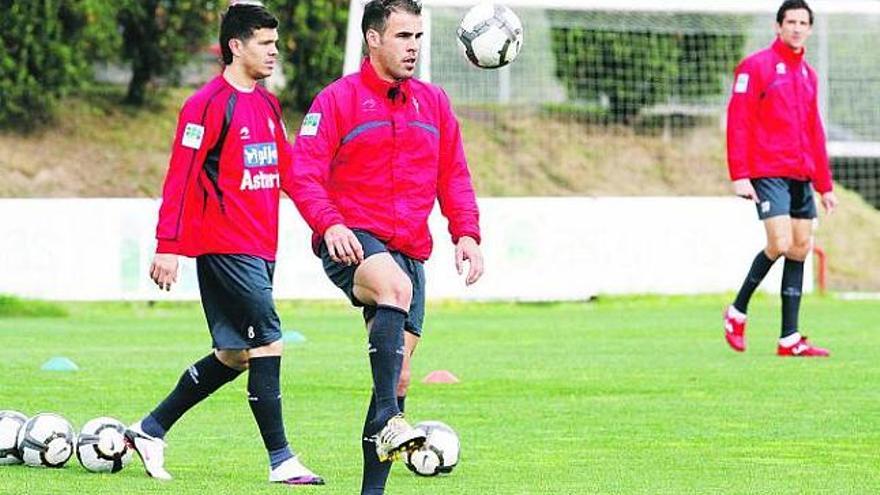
[215,349,249,371]
[354,254,413,309]
[787,241,812,261]
[362,276,413,310]
[766,237,792,259]
[383,276,413,309]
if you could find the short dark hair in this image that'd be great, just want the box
[220,2,279,65]
[777,0,813,25]
[361,0,422,40]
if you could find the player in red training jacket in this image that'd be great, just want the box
[290,1,484,494]
[125,3,323,486]
[723,0,839,357]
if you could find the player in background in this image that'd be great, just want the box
[289,1,484,493]
[724,0,838,357]
[125,2,324,485]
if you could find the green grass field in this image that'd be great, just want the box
[0,296,878,494]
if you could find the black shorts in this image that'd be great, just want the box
[752,178,817,220]
[196,254,282,350]
[320,230,426,337]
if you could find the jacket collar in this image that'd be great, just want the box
[360,57,411,106]
[772,37,805,65]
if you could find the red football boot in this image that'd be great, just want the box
[723,306,746,352]
[777,336,830,357]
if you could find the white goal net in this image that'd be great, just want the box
[344,0,880,205]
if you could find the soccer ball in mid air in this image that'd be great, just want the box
[403,421,460,476]
[0,410,28,465]
[457,3,524,69]
[16,413,75,468]
[76,417,132,473]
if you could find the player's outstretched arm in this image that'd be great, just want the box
[726,59,760,186]
[455,236,483,286]
[156,97,220,254]
[289,90,346,238]
[150,253,179,291]
[436,88,482,257]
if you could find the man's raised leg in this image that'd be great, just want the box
[354,254,425,463]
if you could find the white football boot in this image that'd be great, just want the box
[373,414,426,462]
[125,421,172,480]
[269,456,325,485]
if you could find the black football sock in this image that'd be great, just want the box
[733,250,777,314]
[361,394,407,495]
[780,258,805,339]
[367,305,406,430]
[247,356,293,468]
[144,353,242,438]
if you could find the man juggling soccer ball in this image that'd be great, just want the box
[723,0,838,357]
[290,1,484,493]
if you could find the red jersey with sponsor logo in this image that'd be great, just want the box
[726,38,833,193]
[290,58,481,261]
[155,75,293,261]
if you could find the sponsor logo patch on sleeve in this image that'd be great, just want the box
[181,123,205,149]
[734,73,750,94]
[299,113,321,136]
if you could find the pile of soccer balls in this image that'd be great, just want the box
[0,410,132,473]
[2,409,461,478]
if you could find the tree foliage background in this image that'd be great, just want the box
[116,0,216,105]
[0,0,350,130]
[0,0,106,131]
[269,0,349,113]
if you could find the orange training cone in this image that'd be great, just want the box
[422,370,460,384]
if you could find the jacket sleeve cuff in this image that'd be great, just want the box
[453,231,481,245]
[156,239,181,254]
[729,170,750,181]
[814,182,833,194]
[316,212,346,237]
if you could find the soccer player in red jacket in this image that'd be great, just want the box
[290,1,484,493]
[724,0,838,357]
[125,3,323,485]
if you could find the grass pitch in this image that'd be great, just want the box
[0,295,877,494]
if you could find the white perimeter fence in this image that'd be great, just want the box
[0,198,811,301]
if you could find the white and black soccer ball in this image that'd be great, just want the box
[0,410,28,465]
[16,413,75,468]
[76,417,132,473]
[403,420,460,476]
[457,3,524,69]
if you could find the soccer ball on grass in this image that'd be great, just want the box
[76,417,132,473]
[0,410,28,465]
[16,413,75,468]
[403,420,460,476]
